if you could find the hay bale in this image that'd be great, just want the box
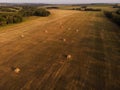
[14,68,20,74]
[20,35,24,38]
[63,38,66,42]
[61,26,63,28]
[68,28,71,30]
[76,29,79,32]
[45,30,48,33]
[67,54,72,59]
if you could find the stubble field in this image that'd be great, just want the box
[0,9,120,90]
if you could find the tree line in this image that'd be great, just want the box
[104,9,120,25]
[0,6,50,26]
[72,6,101,11]
[19,6,50,17]
[0,14,22,26]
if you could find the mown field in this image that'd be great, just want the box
[0,5,120,90]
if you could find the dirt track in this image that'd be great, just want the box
[0,10,120,90]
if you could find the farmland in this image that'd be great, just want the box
[0,4,120,90]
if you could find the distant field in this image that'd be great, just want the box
[0,5,120,90]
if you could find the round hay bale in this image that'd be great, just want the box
[20,35,24,38]
[68,28,71,30]
[67,54,72,59]
[61,26,63,29]
[45,30,48,33]
[63,38,66,42]
[14,68,20,74]
[76,29,79,32]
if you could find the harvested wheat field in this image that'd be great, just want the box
[0,9,120,90]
